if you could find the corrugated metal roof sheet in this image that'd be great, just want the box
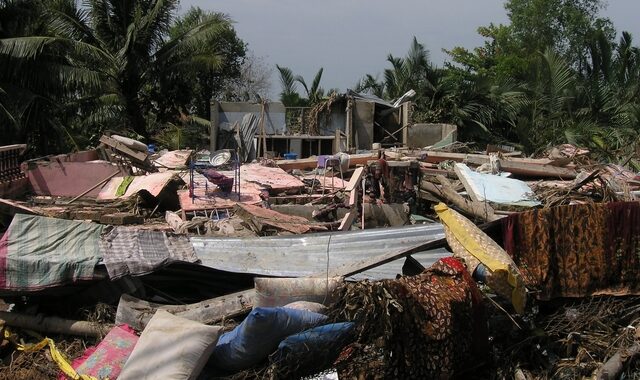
[191,224,448,280]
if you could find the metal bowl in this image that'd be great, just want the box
[209,150,232,167]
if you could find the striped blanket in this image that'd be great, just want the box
[99,227,199,279]
[0,214,104,291]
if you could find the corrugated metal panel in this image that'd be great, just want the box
[191,224,448,280]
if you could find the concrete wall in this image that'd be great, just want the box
[318,102,347,135]
[406,123,457,148]
[353,101,375,149]
[215,102,287,135]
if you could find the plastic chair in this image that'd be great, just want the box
[311,156,344,195]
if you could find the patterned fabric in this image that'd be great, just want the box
[99,227,199,279]
[334,257,487,379]
[61,325,138,380]
[0,214,103,291]
[503,202,640,300]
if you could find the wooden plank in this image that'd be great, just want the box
[348,188,358,207]
[0,311,112,338]
[276,153,377,171]
[423,151,576,179]
[424,151,555,166]
[0,198,41,215]
[345,167,365,192]
[0,144,27,154]
[116,291,254,330]
[338,211,357,231]
[498,159,577,179]
[454,164,480,202]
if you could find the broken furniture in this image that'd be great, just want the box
[310,155,344,195]
[99,135,157,173]
[189,149,240,206]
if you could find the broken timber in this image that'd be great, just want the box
[422,152,577,179]
[339,166,365,230]
[276,153,377,171]
[0,311,112,338]
[99,135,157,173]
[420,175,499,222]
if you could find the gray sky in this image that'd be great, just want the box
[179,0,640,97]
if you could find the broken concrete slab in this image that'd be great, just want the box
[178,163,305,214]
[25,160,125,198]
[98,172,181,200]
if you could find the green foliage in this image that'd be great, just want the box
[0,0,245,154]
[276,64,326,107]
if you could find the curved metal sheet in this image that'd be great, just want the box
[191,224,448,280]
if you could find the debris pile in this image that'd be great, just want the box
[0,136,640,379]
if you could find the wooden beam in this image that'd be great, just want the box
[0,311,112,338]
[434,175,499,222]
[338,211,357,231]
[115,291,254,330]
[345,167,365,192]
[498,159,577,179]
[99,135,148,162]
[0,198,41,215]
[0,144,27,154]
[276,153,377,171]
[422,152,576,179]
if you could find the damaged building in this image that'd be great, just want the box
[0,96,640,379]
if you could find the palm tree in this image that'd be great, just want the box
[276,64,304,106]
[295,67,324,104]
[353,74,384,98]
[382,37,436,100]
[1,0,243,148]
[0,0,103,153]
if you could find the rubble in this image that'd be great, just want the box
[1,133,640,380]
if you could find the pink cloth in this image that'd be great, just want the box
[60,324,139,380]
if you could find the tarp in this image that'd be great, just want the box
[0,214,104,291]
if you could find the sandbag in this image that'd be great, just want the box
[211,307,327,372]
[118,310,222,380]
[254,277,343,308]
[284,301,328,314]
